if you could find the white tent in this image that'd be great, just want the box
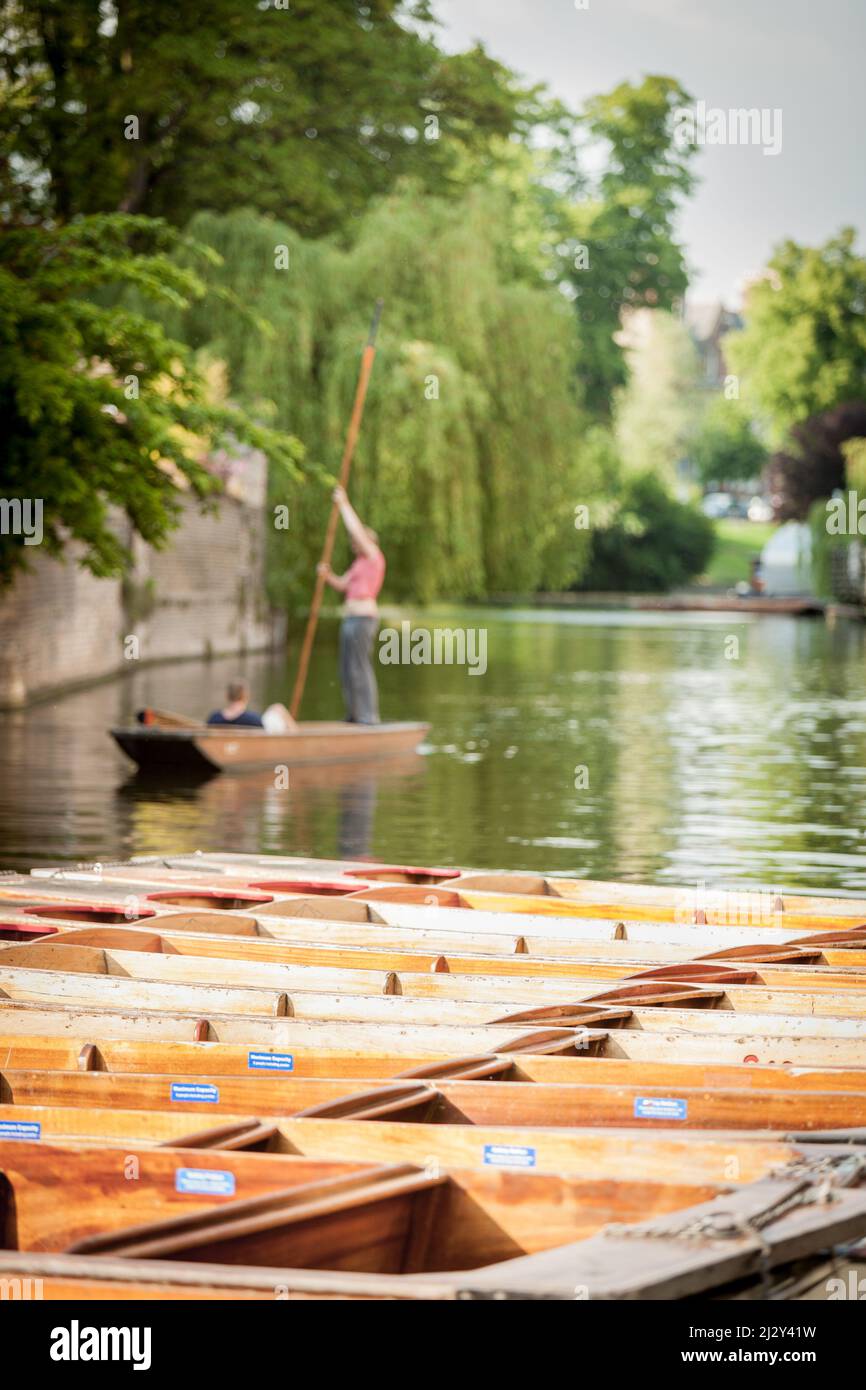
[760,522,813,595]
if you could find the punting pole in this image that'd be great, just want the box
[289,299,384,721]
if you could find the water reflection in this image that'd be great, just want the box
[1,609,866,892]
[113,753,425,862]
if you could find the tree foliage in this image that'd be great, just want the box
[765,401,866,521]
[690,396,768,487]
[0,0,710,604]
[554,77,698,414]
[578,471,715,593]
[176,193,599,604]
[727,230,866,445]
[0,214,305,585]
[0,0,535,234]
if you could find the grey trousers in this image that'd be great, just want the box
[339,616,380,724]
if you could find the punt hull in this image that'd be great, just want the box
[110,721,430,774]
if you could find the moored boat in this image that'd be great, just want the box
[4,849,866,1300]
[110,720,430,775]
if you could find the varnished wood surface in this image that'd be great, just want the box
[0,1140,721,1266]
[1,999,864,1066]
[2,1067,866,1129]
[0,1103,812,1179]
[3,851,866,1298]
[2,1032,865,1093]
[11,926,866,992]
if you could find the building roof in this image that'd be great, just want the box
[685,300,742,344]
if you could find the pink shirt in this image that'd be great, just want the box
[345,548,385,601]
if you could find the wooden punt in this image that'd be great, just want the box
[342,882,866,933]
[110,721,429,774]
[0,937,754,997]
[6,850,866,1300]
[5,945,866,1024]
[0,1003,595,1055]
[15,924,866,995]
[5,1173,866,1300]
[0,1103,806,1181]
[254,892,866,939]
[1,996,864,1068]
[5,1031,866,1095]
[10,878,866,955]
[452,870,866,921]
[51,851,866,921]
[2,1067,866,1130]
[3,1140,864,1300]
[0,1139,725,1267]
[96,852,866,926]
[10,863,866,936]
[19,916,866,971]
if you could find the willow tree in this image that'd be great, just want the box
[180,189,598,607]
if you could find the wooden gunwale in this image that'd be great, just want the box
[0,1103,807,1179]
[6,868,866,936]
[2,1033,863,1092]
[0,997,863,1066]
[28,854,866,920]
[14,913,866,973]
[2,1068,866,1129]
[5,951,866,1025]
[13,924,866,990]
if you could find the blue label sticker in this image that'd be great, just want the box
[634,1096,688,1120]
[175,1168,236,1196]
[247,1051,294,1072]
[483,1144,537,1169]
[0,1120,41,1142]
[170,1083,219,1104]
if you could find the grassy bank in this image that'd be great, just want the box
[701,518,776,588]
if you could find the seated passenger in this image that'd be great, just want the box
[207,680,265,728]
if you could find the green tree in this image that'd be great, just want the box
[690,397,768,487]
[578,471,715,593]
[0,214,305,586]
[613,310,702,485]
[176,191,599,604]
[727,230,866,444]
[555,76,698,415]
[0,1,533,234]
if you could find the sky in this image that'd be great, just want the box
[431,0,866,306]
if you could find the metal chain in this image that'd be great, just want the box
[603,1153,866,1247]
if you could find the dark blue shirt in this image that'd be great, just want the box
[206,710,265,728]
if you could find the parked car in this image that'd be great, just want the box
[726,497,751,519]
[700,492,735,519]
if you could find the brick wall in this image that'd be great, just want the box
[0,451,284,708]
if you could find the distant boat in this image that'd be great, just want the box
[110,708,430,775]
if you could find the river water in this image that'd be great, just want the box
[2,607,866,893]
